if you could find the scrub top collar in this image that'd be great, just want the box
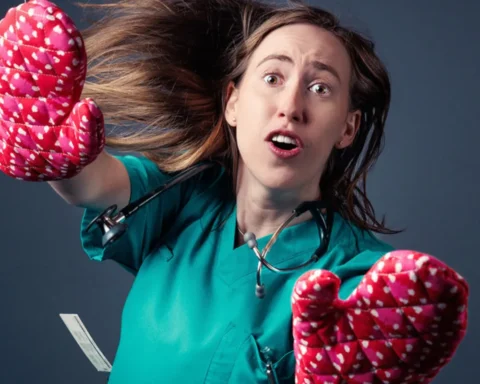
[216,203,342,287]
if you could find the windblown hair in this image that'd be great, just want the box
[76,0,399,235]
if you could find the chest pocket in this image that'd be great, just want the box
[204,322,295,384]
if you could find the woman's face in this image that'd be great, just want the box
[225,23,361,196]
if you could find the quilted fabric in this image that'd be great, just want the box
[291,250,468,384]
[0,0,104,181]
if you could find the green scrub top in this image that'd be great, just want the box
[80,154,394,383]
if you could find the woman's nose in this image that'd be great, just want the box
[276,85,307,124]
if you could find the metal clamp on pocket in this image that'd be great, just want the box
[262,347,279,384]
[265,360,279,384]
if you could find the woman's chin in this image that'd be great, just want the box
[238,160,320,198]
[260,173,313,196]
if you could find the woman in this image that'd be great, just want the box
[0,0,467,382]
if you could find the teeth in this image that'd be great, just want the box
[272,134,297,146]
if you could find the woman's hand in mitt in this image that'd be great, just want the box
[0,0,104,181]
[291,250,469,384]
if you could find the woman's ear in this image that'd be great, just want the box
[336,109,361,149]
[224,81,239,127]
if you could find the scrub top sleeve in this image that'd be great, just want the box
[79,154,197,274]
[334,240,395,301]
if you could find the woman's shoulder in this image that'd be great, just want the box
[113,153,230,198]
[329,212,395,271]
[333,212,395,252]
[324,213,396,298]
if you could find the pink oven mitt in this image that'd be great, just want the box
[0,0,104,181]
[291,250,468,383]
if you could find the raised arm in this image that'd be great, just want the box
[47,150,130,211]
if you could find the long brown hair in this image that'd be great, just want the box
[76,0,400,235]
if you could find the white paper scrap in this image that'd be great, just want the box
[59,313,112,372]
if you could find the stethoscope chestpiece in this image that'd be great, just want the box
[255,284,265,299]
[85,204,128,247]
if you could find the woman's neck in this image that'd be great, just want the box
[235,163,320,242]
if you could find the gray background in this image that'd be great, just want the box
[0,0,478,383]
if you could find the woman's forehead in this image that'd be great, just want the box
[248,23,351,79]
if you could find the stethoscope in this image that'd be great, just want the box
[86,162,333,299]
[240,198,332,299]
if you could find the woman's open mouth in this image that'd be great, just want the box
[268,133,302,159]
[271,134,298,150]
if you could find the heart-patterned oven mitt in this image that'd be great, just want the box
[291,250,469,384]
[0,0,105,181]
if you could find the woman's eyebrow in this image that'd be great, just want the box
[256,53,342,83]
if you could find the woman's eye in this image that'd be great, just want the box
[310,83,330,95]
[264,74,280,85]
